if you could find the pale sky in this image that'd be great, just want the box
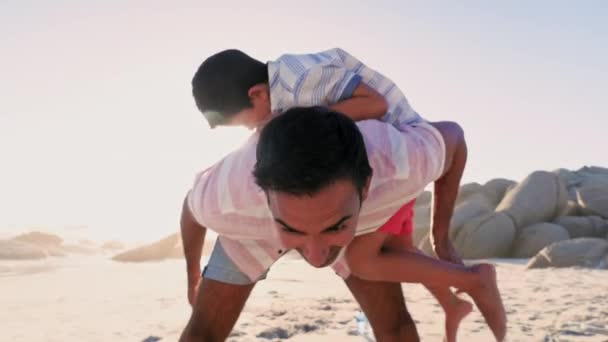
[1,1,606,241]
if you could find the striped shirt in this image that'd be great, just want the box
[187,120,445,281]
[267,48,422,127]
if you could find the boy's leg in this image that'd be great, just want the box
[385,233,472,342]
[347,232,506,341]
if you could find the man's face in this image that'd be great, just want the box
[267,179,366,268]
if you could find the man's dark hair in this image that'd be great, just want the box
[253,107,373,197]
[192,49,268,123]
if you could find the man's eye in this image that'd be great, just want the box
[281,227,303,235]
[326,225,347,233]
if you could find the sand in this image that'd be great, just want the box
[1,256,607,342]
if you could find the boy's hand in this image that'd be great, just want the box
[432,236,463,265]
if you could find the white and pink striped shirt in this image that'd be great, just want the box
[187,120,445,281]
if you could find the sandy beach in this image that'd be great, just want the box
[2,254,607,342]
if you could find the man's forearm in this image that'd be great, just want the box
[181,198,206,282]
[431,173,460,241]
[430,122,468,242]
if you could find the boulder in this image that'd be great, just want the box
[511,223,570,258]
[101,240,126,251]
[413,205,431,246]
[112,233,180,262]
[482,178,517,206]
[553,216,608,239]
[527,238,608,269]
[561,200,583,216]
[78,239,97,247]
[0,240,47,260]
[449,193,494,239]
[576,181,608,218]
[415,191,432,207]
[452,212,516,259]
[418,232,435,257]
[61,244,98,255]
[496,171,568,231]
[415,194,493,253]
[12,231,63,247]
[455,182,486,205]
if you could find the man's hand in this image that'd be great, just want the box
[188,272,202,306]
[432,235,463,265]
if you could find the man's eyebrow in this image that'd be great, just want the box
[321,215,352,232]
[274,218,305,234]
[274,216,352,234]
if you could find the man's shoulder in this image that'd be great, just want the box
[193,134,259,190]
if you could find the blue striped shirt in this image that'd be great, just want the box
[267,48,423,126]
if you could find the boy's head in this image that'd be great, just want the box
[253,107,373,268]
[192,49,271,129]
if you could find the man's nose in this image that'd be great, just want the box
[304,239,328,267]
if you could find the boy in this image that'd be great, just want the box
[190,49,505,341]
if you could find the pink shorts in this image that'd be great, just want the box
[377,199,416,236]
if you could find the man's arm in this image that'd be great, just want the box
[180,278,255,342]
[329,83,388,121]
[181,195,206,305]
[429,121,468,264]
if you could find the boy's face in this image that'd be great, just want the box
[266,179,369,268]
[225,84,271,129]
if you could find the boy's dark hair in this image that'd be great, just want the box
[253,107,372,197]
[192,49,268,127]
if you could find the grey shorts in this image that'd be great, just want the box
[202,239,268,285]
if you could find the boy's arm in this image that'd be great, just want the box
[329,83,388,121]
[181,195,207,305]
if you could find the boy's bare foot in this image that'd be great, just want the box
[466,263,507,341]
[443,298,473,342]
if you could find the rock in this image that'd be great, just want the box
[455,182,486,205]
[553,216,608,239]
[561,200,583,216]
[415,191,432,207]
[418,232,435,257]
[61,244,98,255]
[527,238,608,269]
[452,212,516,259]
[416,193,494,249]
[112,233,180,262]
[12,231,63,247]
[449,194,494,238]
[101,240,125,251]
[413,205,431,246]
[512,223,570,258]
[496,171,568,231]
[553,168,582,188]
[0,240,47,260]
[167,240,185,259]
[482,178,517,206]
[78,239,97,247]
[576,181,608,218]
[45,246,67,257]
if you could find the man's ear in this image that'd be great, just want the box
[360,175,372,202]
[247,84,269,102]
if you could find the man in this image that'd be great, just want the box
[179,108,505,341]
